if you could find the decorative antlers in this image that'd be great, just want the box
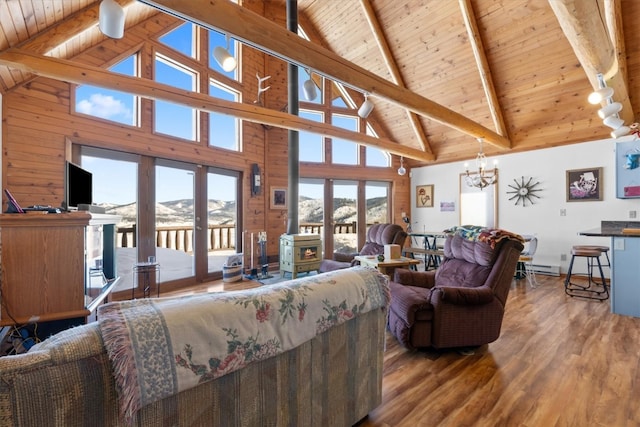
[254,73,271,106]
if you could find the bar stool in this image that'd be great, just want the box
[572,244,610,269]
[564,246,609,301]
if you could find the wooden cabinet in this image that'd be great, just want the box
[0,212,120,326]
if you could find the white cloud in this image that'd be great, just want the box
[76,93,132,121]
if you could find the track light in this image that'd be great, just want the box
[303,69,317,101]
[603,115,625,129]
[99,0,125,39]
[358,94,374,118]
[611,126,631,138]
[397,157,407,176]
[597,102,622,119]
[213,34,237,72]
[588,87,614,105]
[589,73,629,138]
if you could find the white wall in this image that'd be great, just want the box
[409,137,640,274]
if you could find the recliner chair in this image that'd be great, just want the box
[387,228,524,350]
[319,223,408,273]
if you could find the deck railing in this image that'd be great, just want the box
[115,221,367,254]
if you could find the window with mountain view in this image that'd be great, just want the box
[80,148,138,294]
[333,180,358,253]
[207,170,238,273]
[155,162,196,282]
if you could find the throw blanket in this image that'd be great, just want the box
[444,225,524,248]
[98,266,389,422]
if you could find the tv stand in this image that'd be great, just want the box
[0,212,121,326]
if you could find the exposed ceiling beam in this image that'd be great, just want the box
[604,0,628,90]
[359,0,432,156]
[139,0,512,151]
[0,48,432,161]
[549,0,634,124]
[17,0,137,55]
[459,0,509,138]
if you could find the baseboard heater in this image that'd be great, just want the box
[530,264,560,276]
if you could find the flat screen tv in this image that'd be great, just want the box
[64,161,92,210]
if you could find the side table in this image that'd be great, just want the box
[354,255,420,277]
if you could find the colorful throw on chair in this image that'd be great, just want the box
[97,266,389,422]
[445,225,524,248]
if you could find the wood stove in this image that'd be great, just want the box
[279,234,322,279]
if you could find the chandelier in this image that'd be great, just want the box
[464,138,497,189]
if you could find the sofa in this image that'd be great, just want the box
[319,223,408,272]
[0,266,388,426]
[387,227,524,350]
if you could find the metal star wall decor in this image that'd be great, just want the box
[507,176,542,206]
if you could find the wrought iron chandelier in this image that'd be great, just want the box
[464,138,497,189]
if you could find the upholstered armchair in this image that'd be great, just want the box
[387,229,524,350]
[319,223,408,273]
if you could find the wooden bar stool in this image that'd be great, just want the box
[564,246,609,301]
[572,245,610,269]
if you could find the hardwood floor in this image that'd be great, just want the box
[162,274,640,426]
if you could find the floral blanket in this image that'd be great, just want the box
[97,266,389,421]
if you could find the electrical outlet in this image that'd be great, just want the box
[630,210,637,219]
[560,254,567,261]
[560,209,566,216]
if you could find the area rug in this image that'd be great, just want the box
[257,271,318,285]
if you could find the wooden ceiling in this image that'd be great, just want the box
[0,0,638,167]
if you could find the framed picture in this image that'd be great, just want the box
[270,187,288,209]
[416,185,434,208]
[566,167,603,202]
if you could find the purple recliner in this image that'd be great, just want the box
[319,223,408,273]
[387,229,524,350]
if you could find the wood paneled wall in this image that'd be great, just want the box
[1,3,410,268]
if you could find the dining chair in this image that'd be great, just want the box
[517,235,538,287]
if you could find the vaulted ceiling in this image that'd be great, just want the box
[0,0,638,168]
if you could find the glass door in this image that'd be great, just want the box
[332,180,358,255]
[207,168,239,274]
[80,148,138,294]
[155,161,196,283]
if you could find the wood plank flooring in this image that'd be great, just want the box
[162,274,640,427]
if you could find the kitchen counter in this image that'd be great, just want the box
[579,221,640,237]
[580,221,640,317]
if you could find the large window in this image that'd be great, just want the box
[159,22,197,59]
[331,115,359,165]
[299,110,324,162]
[75,55,138,126]
[365,123,390,167]
[209,81,240,150]
[154,55,198,141]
